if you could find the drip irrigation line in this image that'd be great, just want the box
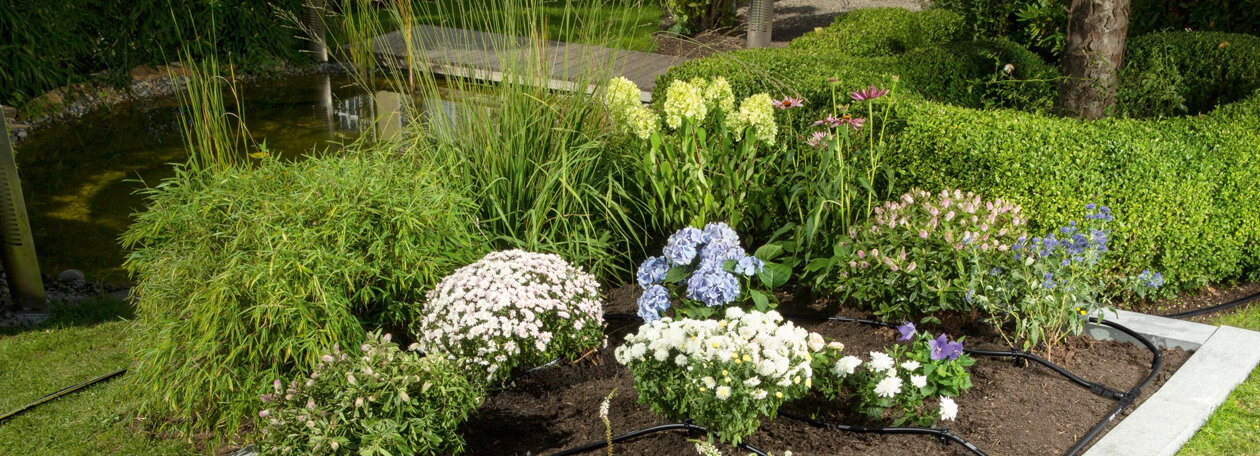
[776,410,988,456]
[547,421,768,456]
[0,367,127,424]
[1163,289,1260,319]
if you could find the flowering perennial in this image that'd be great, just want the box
[725,93,779,145]
[663,78,709,129]
[616,308,840,444]
[636,223,772,321]
[414,250,604,382]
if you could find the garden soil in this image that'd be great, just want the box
[459,285,1191,456]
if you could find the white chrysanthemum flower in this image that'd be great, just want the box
[901,360,921,372]
[725,306,746,320]
[702,376,716,389]
[704,76,735,113]
[675,354,689,366]
[743,376,761,387]
[715,385,732,400]
[939,397,958,421]
[663,79,707,129]
[911,375,928,388]
[868,351,895,373]
[725,93,778,145]
[833,356,862,376]
[827,341,845,351]
[623,105,659,139]
[807,332,826,352]
[695,441,723,456]
[874,376,903,398]
[752,389,768,400]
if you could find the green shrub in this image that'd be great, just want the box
[1130,0,1260,36]
[661,0,739,34]
[897,38,1058,111]
[788,8,967,57]
[1119,32,1260,117]
[121,148,486,438]
[932,0,1065,59]
[257,332,482,456]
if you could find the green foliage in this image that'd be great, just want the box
[898,38,1059,112]
[1130,0,1260,36]
[661,0,738,34]
[121,148,486,438]
[788,8,966,57]
[931,0,1066,59]
[0,0,306,106]
[257,332,482,456]
[810,189,1026,322]
[1119,32,1260,117]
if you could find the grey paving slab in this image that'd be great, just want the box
[1084,325,1260,456]
[1088,309,1218,350]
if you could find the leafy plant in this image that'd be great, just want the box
[413,250,605,384]
[967,204,1115,351]
[635,223,791,321]
[257,332,483,456]
[615,308,839,444]
[122,148,486,439]
[661,0,739,35]
[819,323,972,426]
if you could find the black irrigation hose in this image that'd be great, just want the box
[0,367,128,424]
[548,421,769,456]
[776,411,988,456]
[1163,289,1260,319]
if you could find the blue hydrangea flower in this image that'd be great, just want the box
[703,222,739,244]
[637,284,672,322]
[734,255,765,276]
[686,265,741,307]
[636,256,669,289]
[663,226,709,266]
[699,237,746,269]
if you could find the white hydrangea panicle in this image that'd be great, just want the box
[725,93,778,145]
[663,79,708,129]
[603,76,641,121]
[415,250,603,382]
[704,77,736,113]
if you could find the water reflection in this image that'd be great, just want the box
[14,74,449,281]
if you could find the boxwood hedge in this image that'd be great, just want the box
[1119,31,1260,117]
[653,9,1260,293]
[787,8,966,57]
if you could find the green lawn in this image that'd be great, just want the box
[0,299,194,456]
[1178,304,1260,456]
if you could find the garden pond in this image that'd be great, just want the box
[14,74,460,282]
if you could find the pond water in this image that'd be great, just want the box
[14,74,452,282]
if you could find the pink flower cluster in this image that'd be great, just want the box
[414,250,604,382]
[852,189,1026,271]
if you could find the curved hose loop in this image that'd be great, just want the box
[547,421,769,456]
[777,411,988,456]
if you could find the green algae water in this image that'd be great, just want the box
[14,74,453,282]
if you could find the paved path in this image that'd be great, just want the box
[368,25,691,102]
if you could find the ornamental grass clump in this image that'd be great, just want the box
[615,308,843,444]
[414,249,605,383]
[636,223,791,321]
[813,188,1027,322]
[256,332,482,456]
[819,322,973,426]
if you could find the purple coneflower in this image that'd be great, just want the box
[806,131,831,148]
[773,96,805,109]
[850,85,889,101]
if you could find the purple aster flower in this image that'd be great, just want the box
[637,284,672,322]
[850,85,889,101]
[896,322,916,341]
[636,256,669,288]
[734,255,765,276]
[686,265,741,307]
[663,226,708,265]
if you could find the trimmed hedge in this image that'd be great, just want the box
[787,8,966,57]
[1119,32,1260,117]
[654,16,1260,293]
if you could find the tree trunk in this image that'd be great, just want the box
[1056,0,1131,119]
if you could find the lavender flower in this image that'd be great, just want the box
[850,85,889,101]
[636,256,669,288]
[1042,272,1055,290]
[637,284,672,322]
[686,265,741,307]
[663,226,708,265]
[896,322,916,341]
[1138,269,1164,289]
[1085,204,1113,222]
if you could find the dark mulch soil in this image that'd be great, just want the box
[1127,281,1260,324]
[459,285,1192,456]
[653,30,751,59]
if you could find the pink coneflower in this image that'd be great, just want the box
[850,85,889,101]
[813,114,865,130]
[773,96,805,109]
[807,131,832,148]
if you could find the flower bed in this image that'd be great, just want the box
[451,286,1190,455]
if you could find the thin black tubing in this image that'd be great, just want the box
[776,411,988,456]
[1164,289,1260,319]
[548,422,768,456]
[0,367,127,423]
[1062,318,1163,456]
